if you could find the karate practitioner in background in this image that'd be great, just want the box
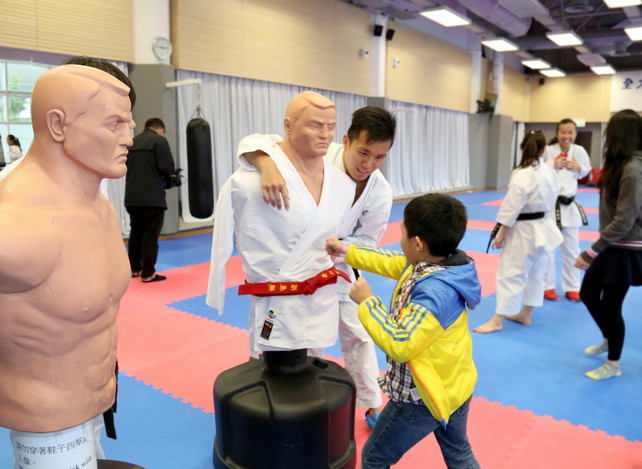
[0,65,133,469]
[237,106,397,428]
[206,91,355,357]
[475,130,562,333]
[543,118,591,302]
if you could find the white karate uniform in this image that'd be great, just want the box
[235,135,392,408]
[327,142,392,409]
[543,143,591,292]
[495,162,563,316]
[206,138,355,356]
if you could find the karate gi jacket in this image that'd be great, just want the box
[544,143,591,227]
[206,140,355,352]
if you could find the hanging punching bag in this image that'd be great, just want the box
[186,118,214,219]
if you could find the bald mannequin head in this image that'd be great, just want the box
[282,91,336,161]
[29,64,133,180]
[32,64,130,135]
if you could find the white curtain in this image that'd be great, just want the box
[175,70,367,222]
[171,70,473,223]
[382,100,471,198]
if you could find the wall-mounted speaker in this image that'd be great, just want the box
[386,28,396,41]
[373,24,383,37]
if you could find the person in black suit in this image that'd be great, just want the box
[125,117,175,282]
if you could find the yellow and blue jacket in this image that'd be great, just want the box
[346,245,481,426]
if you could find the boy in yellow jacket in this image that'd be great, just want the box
[327,193,481,469]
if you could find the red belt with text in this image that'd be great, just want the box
[238,267,351,297]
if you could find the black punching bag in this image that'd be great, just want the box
[213,349,357,469]
[186,118,214,218]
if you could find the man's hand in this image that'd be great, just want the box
[349,277,373,305]
[261,165,290,210]
[242,151,290,210]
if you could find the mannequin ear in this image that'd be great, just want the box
[284,117,292,136]
[46,109,66,143]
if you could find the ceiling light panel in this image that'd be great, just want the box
[481,38,519,52]
[420,6,471,27]
[546,31,583,46]
[522,59,551,69]
[540,68,566,78]
[604,0,641,7]
[590,65,616,75]
[624,26,642,41]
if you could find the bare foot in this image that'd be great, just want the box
[505,312,531,326]
[474,315,503,333]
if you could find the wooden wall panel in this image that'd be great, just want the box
[529,73,611,123]
[501,66,530,122]
[292,0,336,90]
[243,0,295,84]
[331,0,371,95]
[386,23,471,112]
[171,0,371,96]
[35,0,132,61]
[0,0,38,50]
[171,0,243,77]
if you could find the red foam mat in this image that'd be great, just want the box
[117,243,641,469]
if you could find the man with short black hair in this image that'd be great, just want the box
[125,117,175,282]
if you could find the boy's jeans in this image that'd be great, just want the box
[361,396,480,469]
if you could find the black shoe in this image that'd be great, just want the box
[142,274,167,283]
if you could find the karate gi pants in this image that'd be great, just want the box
[544,226,581,292]
[496,245,549,316]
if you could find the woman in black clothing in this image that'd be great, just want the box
[576,109,642,380]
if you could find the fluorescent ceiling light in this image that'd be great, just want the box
[546,31,583,46]
[482,38,519,52]
[624,26,642,41]
[540,68,566,78]
[604,0,641,7]
[522,58,551,69]
[420,6,471,27]
[591,65,616,75]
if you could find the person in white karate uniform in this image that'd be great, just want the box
[475,130,563,334]
[236,106,397,428]
[206,91,355,357]
[542,118,591,302]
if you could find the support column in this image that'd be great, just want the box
[369,13,387,98]
[129,0,179,235]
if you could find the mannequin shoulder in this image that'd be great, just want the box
[0,208,63,292]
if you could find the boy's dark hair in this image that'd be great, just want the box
[63,56,136,108]
[145,117,166,131]
[346,106,396,147]
[404,193,467,257]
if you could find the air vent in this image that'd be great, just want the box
[565,0,595,14]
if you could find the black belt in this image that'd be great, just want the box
[486,212,546,253]
[516,212,545,221]
[555,196,588,229]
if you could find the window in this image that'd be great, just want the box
[0,60,51,163]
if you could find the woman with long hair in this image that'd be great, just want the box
[475,130,562,333]
[575,109,642,379]
[7,134,22,162]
